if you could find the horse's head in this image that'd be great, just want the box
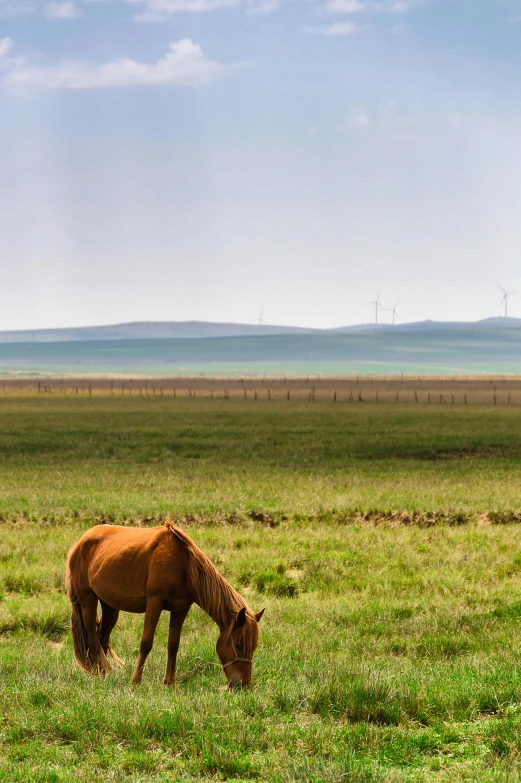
[216,606,264,689]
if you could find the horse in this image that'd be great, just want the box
[65,521,264,689]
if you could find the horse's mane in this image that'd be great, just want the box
[166,522,258,651]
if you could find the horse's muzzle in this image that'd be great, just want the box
[227,680,245,691]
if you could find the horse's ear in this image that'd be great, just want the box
[235,607,247,629]
[254,609,265,623]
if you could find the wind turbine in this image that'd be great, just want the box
[386,300,399,325]
[253,309,266,326]
[499,285,516,319]
[366,292,384,325]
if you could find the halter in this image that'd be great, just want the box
[221,635,252,669]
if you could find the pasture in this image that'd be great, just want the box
[1,395,521,781]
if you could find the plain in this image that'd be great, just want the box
[1,396,521,782]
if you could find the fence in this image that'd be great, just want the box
[1,376,521,406]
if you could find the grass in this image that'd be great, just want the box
[0,396,521,521]
[1,396,521,780]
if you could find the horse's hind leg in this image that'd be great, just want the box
[80,592,110,675]
[131,597,163,685]
[164,607,190,687]
[99,601,120,662]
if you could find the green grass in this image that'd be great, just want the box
[2,397,521,780]
[0,396,521,521]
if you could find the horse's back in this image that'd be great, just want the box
[67,524,190,612]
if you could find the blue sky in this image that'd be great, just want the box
[1,0,521,329]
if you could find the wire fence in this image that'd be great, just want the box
[1,376,521,405]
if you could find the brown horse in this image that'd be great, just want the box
[65,521,264,688]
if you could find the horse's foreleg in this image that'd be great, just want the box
[99,601,120,661]
[164,607,190,687]
[131,597,163,685]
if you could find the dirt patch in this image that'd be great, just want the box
[425,446,514,461]
[334,510,473,527]
[3,509,521,529]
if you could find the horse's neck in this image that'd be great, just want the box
[189,557,242,631]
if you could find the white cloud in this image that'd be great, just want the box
[322,20,357,34]
[129,0,240,20]
[323,0,365,13]
[246,0,279,14]
[0,36,13,59]
[346,108,370,127]
[392,131,416,142]
[302,20,357,35]
[0,39,238,91]
[46,2,82,18]
[85,0,276,18]
[448,113,464,130]
[322,0,426,14]
[0,0,35,18]
[389,1,410,12]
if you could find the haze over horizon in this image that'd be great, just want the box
[1,0,521,331]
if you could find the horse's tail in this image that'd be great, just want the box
[65,553,116,675]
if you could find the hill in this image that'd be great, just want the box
[0,325,520,376]
[0,317,520,344]
[0,321,317,344]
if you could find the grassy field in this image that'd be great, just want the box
[2,397,521,781]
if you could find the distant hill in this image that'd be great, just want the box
[331,318,521,333]
[0,321,318,344]
[0,317,520,344]
[0,326,520,376]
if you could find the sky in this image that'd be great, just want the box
[1,0,521,330]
